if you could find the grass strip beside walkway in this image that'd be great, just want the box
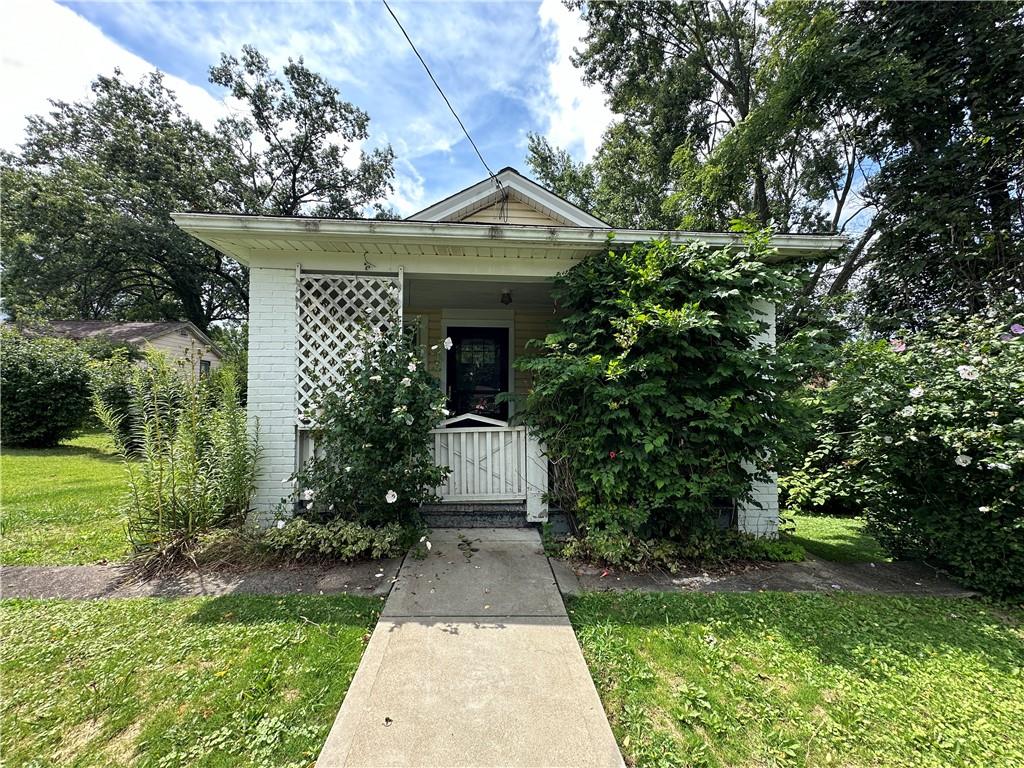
[569,591,1024,768]
[1,594,381,767]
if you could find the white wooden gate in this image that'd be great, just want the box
[429,415,548,521]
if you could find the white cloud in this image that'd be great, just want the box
[0,0,227,150]
[536,0,614,161]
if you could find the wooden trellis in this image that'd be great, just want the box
[295,270,402,420]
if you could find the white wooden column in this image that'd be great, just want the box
[525,432,549,522]
[737,299,780,537]
[248,265,298,522]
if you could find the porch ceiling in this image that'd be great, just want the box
[406,277,554,310]
[171,213,848,276]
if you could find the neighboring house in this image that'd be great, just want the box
[39,320,222,374]
[173,167,844,533]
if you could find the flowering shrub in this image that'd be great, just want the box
[781,315,1024,596]
[516,230,797,564]
[280,331,448,559]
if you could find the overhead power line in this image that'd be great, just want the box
[381,0,503,195]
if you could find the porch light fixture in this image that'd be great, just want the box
[500,289,512,306]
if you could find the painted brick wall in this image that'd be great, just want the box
[247,265,297,522]
[737,299,780,537]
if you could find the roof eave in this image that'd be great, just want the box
[171,213,848,264]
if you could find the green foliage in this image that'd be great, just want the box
[209,322,248,404]
[87,349,138,445]
[561,529,803,571]
[1,72,242,329]
[570,591,1024,768]
[262,519,408,563]
[95,352,260,575]
[1,595,380,767]
[0,328,91,447]
[2,45,396,328]
[780,314,1024,596]
[516,233,796,560]
[210,45,395,218]
[761,1,1024,327]
[276,331,446,560]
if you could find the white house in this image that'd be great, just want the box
[173,167,844,534]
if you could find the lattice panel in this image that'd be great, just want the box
[295,272,401,419]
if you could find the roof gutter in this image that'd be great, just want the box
[171,212,848,260]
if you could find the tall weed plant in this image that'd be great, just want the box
[95,351,259,574]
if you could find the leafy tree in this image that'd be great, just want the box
[531,0,876,312]
[774,1,1024,328]
[2,47,397,328]
[1,72,245,329]
[210,45,395,218]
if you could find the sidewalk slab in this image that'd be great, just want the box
[0,560,401,600]
[316,528,624,768]
[383,528,564,618]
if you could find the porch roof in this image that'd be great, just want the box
[171,212,847,275]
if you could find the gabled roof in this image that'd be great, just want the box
[37,320,222,356]
[408,167,610,228]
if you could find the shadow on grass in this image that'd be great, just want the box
[185,593,383,628]
[3,443,122,464]
[788,530,888,563]
[568,591,1024,675]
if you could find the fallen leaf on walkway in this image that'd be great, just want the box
[384,717,393,727]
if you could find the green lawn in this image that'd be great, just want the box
[1,430,129,564]
[1,595,380,767]
[570,592,1024,768]
[788,514,890,563]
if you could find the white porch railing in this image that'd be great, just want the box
[297,416,548,522]
[429,415,548,521]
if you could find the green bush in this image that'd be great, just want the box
[515,229,796,564]
[95,351,260,574]
[273,331,447,561]
[88,349,139,446]
[0,327,92,447]
[262,518,408,562]
[780,314,1024,596]
[847,316,1024,596]
[561,528,804,570]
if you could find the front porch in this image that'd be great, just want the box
[294,270,558,524]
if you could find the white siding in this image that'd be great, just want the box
[737,300,779,537]
[248,266,298,521]
[146,329,221,374]
[460,199,564,226]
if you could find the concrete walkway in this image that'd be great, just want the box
[551,553,976,597]
[0,560,401,599]
[315,529,624,768]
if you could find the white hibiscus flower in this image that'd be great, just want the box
[954,454,972,467]
[400,376,412,386]
[443,337,453,350]
[909,386,924,398]
[385,489,398,504]
[900,405,915,417]
[957,365,979,380]
[408,361,417,372]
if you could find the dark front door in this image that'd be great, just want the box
[446,326,510,421]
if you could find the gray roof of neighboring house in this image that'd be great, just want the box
[39,321,223,357]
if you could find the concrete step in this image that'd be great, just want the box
[420,503,530,529]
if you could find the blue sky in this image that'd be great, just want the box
[2,0,613,215]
